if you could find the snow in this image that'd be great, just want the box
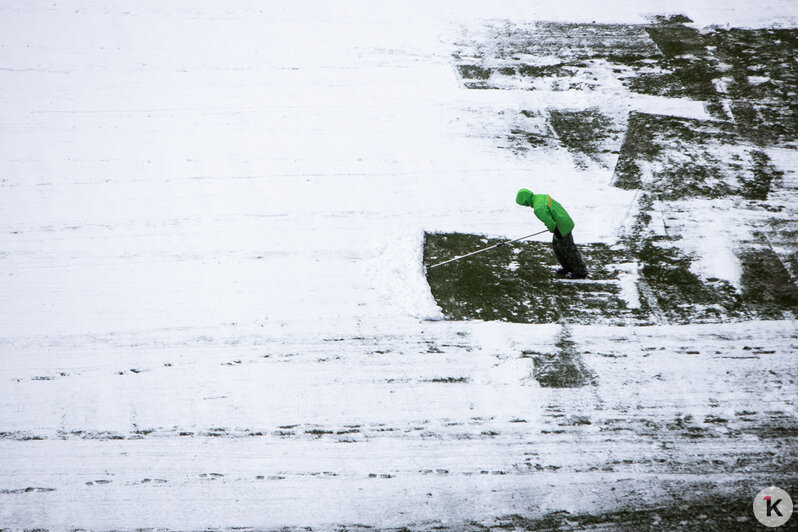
[661,198,748,288]
[748,75,772,85]
[365,230,443,321]
[0,1,797,529]
[613,262,642,309]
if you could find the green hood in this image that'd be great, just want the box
[515,188,534,206]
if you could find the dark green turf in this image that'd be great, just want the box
[549,108,613,158]
[739,248,798,316]
[424,229,796,324]
[612,112,779,200]
[529,328,596,388]
[423,232,640,325]
[635,238,747,323]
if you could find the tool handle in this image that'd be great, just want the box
[427,229,548,269]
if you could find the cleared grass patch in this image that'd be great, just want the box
[612,113,779,200]
[424,232,639,325]
[424,232,796,324]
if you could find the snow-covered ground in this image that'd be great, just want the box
[1,1,796,529]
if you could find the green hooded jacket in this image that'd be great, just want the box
[515,188,575,237]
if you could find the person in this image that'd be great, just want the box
[515,188,588,279]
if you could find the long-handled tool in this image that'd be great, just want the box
[427,229,548,269]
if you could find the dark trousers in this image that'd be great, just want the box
[552,230,587,277]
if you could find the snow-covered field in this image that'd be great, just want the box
[1,1,796,529]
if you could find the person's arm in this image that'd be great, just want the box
[533,203,557,233]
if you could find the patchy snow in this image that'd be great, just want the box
[612,262,642,309]
[748,75,772,84]
[660,198,747,288]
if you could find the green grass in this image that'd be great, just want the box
[739,248,798,316]
[424,230,795,324]
[531,328,596,388]
[424,232,638,325]
[548,108,613,156]
[456,65,492,80]
[612,113,778,200]
[635,238,747,323]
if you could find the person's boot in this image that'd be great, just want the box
[555,268,569,278]
[565,271,588,279]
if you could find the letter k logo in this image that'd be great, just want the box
[754,487,792,527]
[765,496,783,517]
